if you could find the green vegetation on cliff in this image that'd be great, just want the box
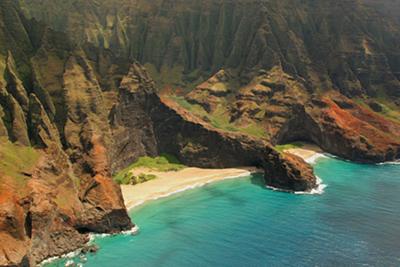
[275,142,304,153]
[170,95,265,138]
[0,137,40,184]
[116,173,157,185]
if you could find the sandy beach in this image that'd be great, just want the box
[283,143,323,162]
[121,167,261,210]
[121,143,323,210]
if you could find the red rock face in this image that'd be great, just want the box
[0,140,133,266]
[274,94,400,163]
[0,182,30,265]
[300,95,400,162]
[320,97,400,160]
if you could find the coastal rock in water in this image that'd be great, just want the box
[263,151,316,192]
[81,244,99,254]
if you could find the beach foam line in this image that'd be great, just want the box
[89,225,140,241]
[39,225,139,266]
[294,176,327,195]
[126,170,260,210]
[377,160,400,165]
[305,152,329,164]
[266,176,327,195]
[39,249,82,266]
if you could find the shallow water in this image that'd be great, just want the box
[47,157,400,266]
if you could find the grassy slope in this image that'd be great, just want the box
[0,137,41,187]
[274,142,304,153]
[169,95,265,138]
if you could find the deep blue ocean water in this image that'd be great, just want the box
[47,157,400,266]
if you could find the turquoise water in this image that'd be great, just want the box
[48,157,400,266]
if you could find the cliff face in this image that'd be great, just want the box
[274,94,400,163]
[18,0,400,162]
[109,64,159,173]
[110,63,317,192]
[0,2,133,265]
[20,0,400,99]
[185,66,400,163]
[0,2,316,264]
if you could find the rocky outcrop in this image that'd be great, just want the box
[109,63,158,173]
[274,94,400,163]
[263,151,316,192]
[186,69,231,112]
[201,67,400,163]
[0,85,31,146]
[109,64,317,192]
[151,95,316,192]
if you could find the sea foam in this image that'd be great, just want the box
[266,175,326,195]
[39,250,81,266]
[39,225,140,266]
[294,176,327,195]
[89,225,140,241]
[305,152,329,164]
[377,160,400,165]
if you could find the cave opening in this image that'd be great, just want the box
[76,227,92,234]
[24,212,32,239]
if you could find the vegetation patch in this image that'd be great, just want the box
[144,63,185,90]
[170,95,267,138]
[170,96,196,112]
[0,138,41,185]
[114,154,186,185]
[275,142,304,153]
[116,172,157,185]
[240,123,265,138]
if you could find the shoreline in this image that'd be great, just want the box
[283,143,324,163]
[121,144,326,211]
[41,146,328,266]
[121,167,262,210]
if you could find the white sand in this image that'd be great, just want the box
[121,167,261,210]
[284,143,323,162]
[121,143,324,210]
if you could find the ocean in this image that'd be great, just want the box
[46,156,400,266]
